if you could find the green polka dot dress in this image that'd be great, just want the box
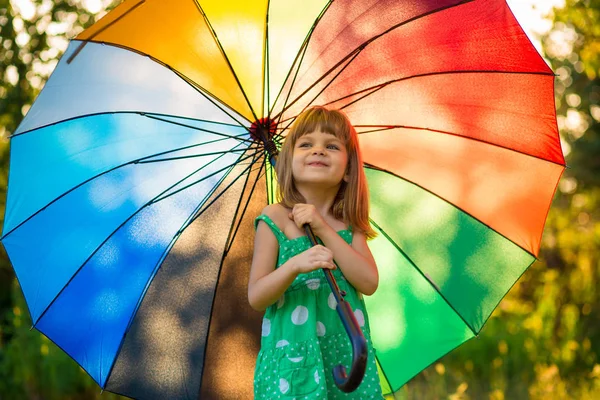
[253,214,383,399]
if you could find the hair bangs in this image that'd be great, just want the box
[293,107,351,147]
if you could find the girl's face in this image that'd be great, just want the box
[291,129,349,189]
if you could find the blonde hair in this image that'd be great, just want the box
[275,106,377,240]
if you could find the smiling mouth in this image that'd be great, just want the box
[308,163,327,167]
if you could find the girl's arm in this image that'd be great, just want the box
[247,208,299,312]
[317,226,379,296]
[248,207,339,311]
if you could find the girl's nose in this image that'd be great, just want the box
[312,147,325,155]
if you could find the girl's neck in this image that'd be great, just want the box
[295,183,340,218]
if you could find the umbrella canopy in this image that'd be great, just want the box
[1,0,564,398]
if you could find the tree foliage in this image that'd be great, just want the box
[545,0,600,189]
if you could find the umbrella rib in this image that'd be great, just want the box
[364,163,540,260]
[268,0,333,118]
[271,0,476,120]
[270,1,339,128]
[10,106,250,140]
[197,159,267,395]
[54,39,253,134]
[4,144,259,243]
[264,0,270,118]
[369,218,479,336]
[156,64,251,128]
[257,165,268,185]
[272,34,313,132]
[66,0,146,65]
[193,0,259,122]
[274,49,363,138]
[223,154,267,255]
[142,113,254,145]
[31,146,255,328]
[265,152,274,205]
[190,150,265,257]
[150,153,263,205]
[69,19,258,127]
[331,69,555,113]
[373,273,539,394]
[133,134,257,162]
[140,112,249,128]
[355,124,566,168]
[271,2,372,120]
[272,45,363,123]
[103,154,258,388]
[269,39,308,121]
[135,147,258,164]
[1,124,256,240]
[222,156,262,254]
[186,151,265,235]
[164,57,252,128]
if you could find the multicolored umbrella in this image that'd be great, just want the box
[1,0,564,398]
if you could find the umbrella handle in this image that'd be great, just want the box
[303,223,368,393]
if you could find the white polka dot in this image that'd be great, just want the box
[288,356,304,363]
[314,370,320,384]
[262,318,271,336]
[316,321,326,337]
[305,278,320,290]
[276,340,289,348]
[279,378,290,394]
[355,309,365,327]
[328,293,337,310]
[291,305,309,325]
[277,295,285,309]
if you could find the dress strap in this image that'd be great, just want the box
[254,214,287,243]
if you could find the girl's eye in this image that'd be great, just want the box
[298,143,339,149]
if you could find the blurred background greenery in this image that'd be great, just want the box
[0,0,598,399]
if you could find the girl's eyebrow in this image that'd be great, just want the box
[299,135,343,143]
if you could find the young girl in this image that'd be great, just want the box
[248,106,383,399]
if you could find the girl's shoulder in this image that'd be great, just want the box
[260,203,288,222]
[257,203,290,233]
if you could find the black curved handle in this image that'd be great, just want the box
[304,223,368,393]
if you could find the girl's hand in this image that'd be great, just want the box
[288,203,329,235]
[291,245,336,274]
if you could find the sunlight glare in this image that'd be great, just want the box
[11,0,35,21]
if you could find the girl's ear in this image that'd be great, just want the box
[343,162,351,182]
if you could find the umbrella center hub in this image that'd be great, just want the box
[250,117,279,166]
[249,117,277,143]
